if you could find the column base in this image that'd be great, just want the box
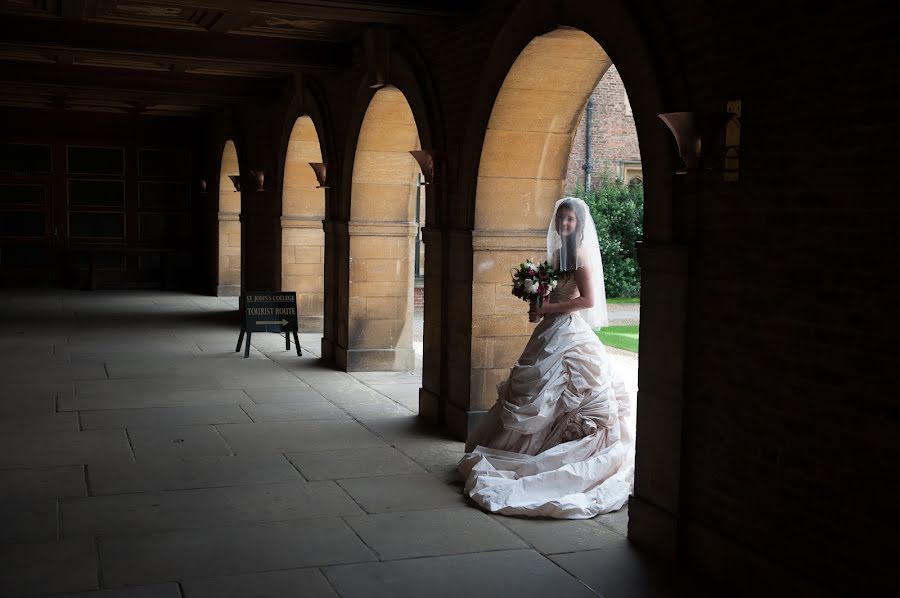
[443,401,487,441]
[626,495,679,559]
[298,315,324,333]
[418,387,441,422]
[320,337,335,364]
[337,346,415,372]
[217,284,241,297]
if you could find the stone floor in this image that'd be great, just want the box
[0,290,710,598]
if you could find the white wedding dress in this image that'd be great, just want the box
[459,271,634,518]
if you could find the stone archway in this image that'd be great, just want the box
[343,86,421,371]
[470,28,613,410]
[217,139,241,297]
[281,116,325,331]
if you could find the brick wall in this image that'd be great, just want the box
[564,64,642,192]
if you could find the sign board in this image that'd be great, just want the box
[235,291,301,358]
[243,291,299,332]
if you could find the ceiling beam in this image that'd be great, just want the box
[0,61,285,106]
[0,15,352,73]
[161,0,477,25]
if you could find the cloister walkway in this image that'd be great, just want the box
[1,290,699,598]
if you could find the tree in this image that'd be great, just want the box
[577,175,643,298]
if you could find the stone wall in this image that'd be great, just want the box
[198,1,896,593]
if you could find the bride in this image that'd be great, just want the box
[459,197,634,519]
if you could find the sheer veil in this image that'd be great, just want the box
[546,197,608,329]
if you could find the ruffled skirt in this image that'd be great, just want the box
[459,312,634,518]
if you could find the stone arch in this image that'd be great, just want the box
[342,86,421,371]
[457,1,689,560]
[217,139,241,296]
[281,116,325,331]
[470,28,613,411]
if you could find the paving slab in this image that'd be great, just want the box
[80,405,252,430]
[596,504,630,536]
[286,447,426,481]
[492,515,624,554]
[341,402,415,420]
[392,438,465,481]
[49,582,183,597]
[182,568,338,598]
[126,425,233,459]
[1,499,58,543]
[336,473,464,513]
[217,420,387,455]
[242,401,348,422]
[0,429,133,468]
[64,481,361,537]
[345,507,527,560]
[60,389,252,411]
[0,412,79,434]
[550,546,683,598]
[242,386,322,404]
[0,539,98,597]
[0,466,87,501]
[100,518,375,587]
[88,454,303,495]
[0,395,57,416]
[324,549,598,598]
[75,376,222,396]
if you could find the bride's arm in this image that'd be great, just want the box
[536,265,594,316]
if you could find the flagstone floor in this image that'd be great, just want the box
[0,290,713,598]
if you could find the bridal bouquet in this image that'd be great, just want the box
[511,259,559,322]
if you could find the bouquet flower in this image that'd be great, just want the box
[511,259,559,322]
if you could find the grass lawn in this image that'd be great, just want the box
[607,297,640,304]
[596,325,639,352]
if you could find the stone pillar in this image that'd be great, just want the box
[418,225,442,421]
[281,216,324,331]
[217,211,241,296]
[470,229,545,410]
[336,220,417,371]
[442,228,474,438]
[627,241,689,559]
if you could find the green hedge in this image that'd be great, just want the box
[574,176,643,298]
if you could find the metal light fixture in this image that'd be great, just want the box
[227,175,241,192]
[658,111,734,174]
[409,150,440,185]
[250,170,266,192]
[369,72,387,90]
[199,178,208,194]
[308,162,329,189]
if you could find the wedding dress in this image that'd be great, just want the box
[459,202,634,519]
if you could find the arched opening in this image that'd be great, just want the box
[217,139,241,296]
[471,25,641,509]
[281,116,325,332]
[345,86,422,375]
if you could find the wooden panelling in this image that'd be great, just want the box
[66,146,124,175]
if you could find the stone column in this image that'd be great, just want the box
[470,229,545,410]
[628,241,688,558]
[281,215,324,332]
[418,225,442,420]
[336,220,417,371]
[217,211,241,296]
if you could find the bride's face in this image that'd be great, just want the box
[556,207,577,238]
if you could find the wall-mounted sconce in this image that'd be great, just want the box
[409,150,440,185]
[199,178,208,194]
[369,73,387,90]
[250,170,266,192]
[308,162,330,189]
[227,175,241,192]
[658,111,735,174]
